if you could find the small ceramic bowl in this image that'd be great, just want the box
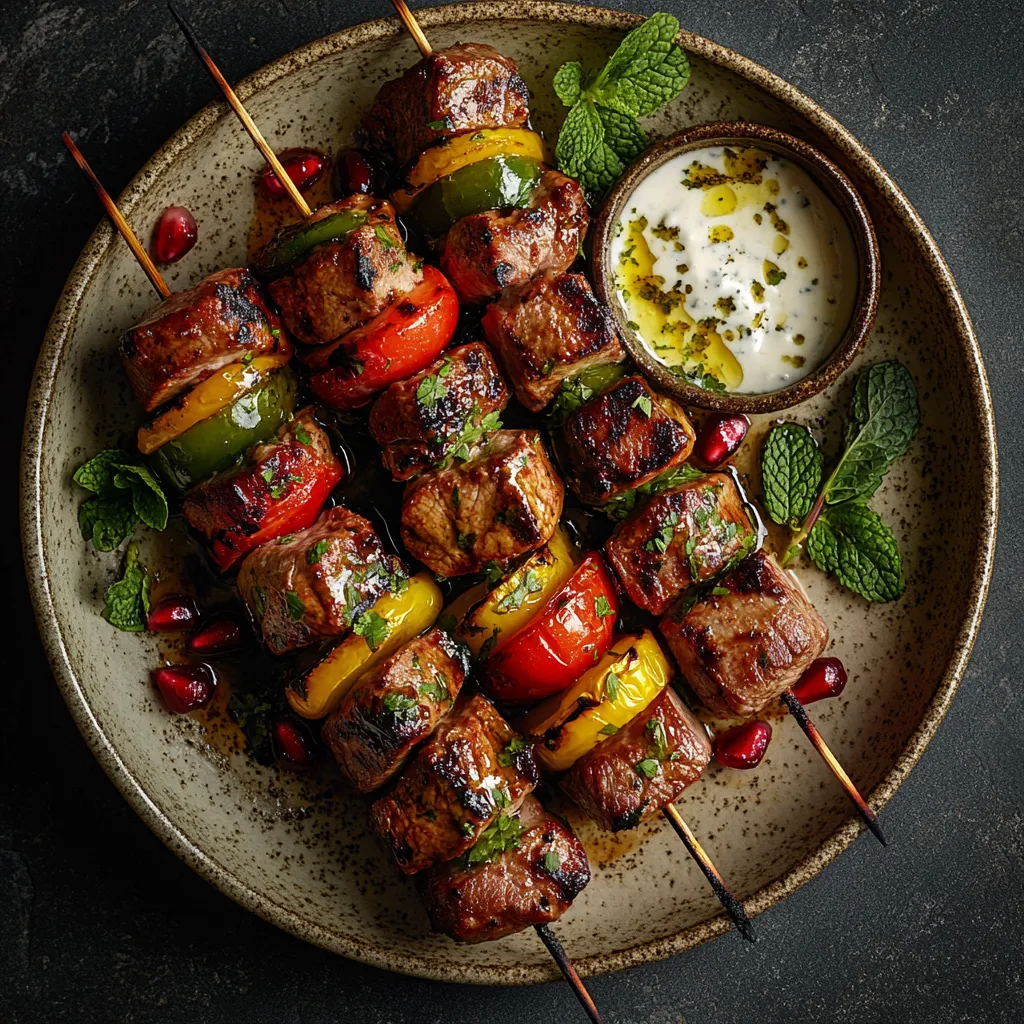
[591,121,881,413]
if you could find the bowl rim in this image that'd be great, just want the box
[19,0,999,987]
[591,120,881,413]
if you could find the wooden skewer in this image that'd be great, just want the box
[535,924,604,1023]
[167,3,313,220]
[662,804,755,942]
[781,688,886,846]
[62,132,172,300]
[388,0,433,58]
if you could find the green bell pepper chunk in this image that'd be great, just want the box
[255,209,369,277]
[408,155,543,238]
[151,367,298,491]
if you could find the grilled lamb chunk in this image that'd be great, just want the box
[369,343,509,480]
[606,473,756,615]
[323,628,471,793]
[237,505,407,655]
[481,271,626,411]
[660,549,829,718]
[267,196,421,345]
[370,695,540,874]
[422,795,590,943]
[119,267,284,412]
[360,43,530,169]
[440,169,589,305]
[400,429,564,577]
[560,376,696,505]
[561,687,711,832]
[182,407,343,572]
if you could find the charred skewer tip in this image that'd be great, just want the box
[167,2,313,219]
[389,0,433,58]
[662,803,756,942]
[535,924,604,1024]
[781,689,887,846]
[61,132,172,300]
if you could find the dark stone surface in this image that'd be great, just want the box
[2,1,1020,1021]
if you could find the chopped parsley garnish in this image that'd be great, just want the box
[477,626,501,661]
[456,531,477,552]
[285,590,305,622]
[482,561,505,587]
[598,722,619,736]
[466,813,523,866]
[541,850,562,875]
[498,737,529,767]
[306,540,329,565]
[633,758,660,780]
[353,610,390,651]
[373,224,397,250]
[382,692,419,722]
[418,672,450,704]
[294,424,312,446]
[646,717,669,761]
[594,594,615,620]
[604,671,621,703]
[497,570,543,612]
[632,393,653,417]
[491,785,512,810]
[416,360,451,409]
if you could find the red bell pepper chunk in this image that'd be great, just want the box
[305,265,459,410]
[484,552,620,704]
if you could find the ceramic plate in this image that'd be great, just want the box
[21,2,997,984]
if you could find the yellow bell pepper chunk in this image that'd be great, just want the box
[450,527,579,659]
[392,129,549,212]
[286,573,443,720]
[519,630,670,773]
[137,349,293,455]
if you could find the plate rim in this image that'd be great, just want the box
[20,0,999,985]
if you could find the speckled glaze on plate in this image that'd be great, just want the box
[20,2,998,985]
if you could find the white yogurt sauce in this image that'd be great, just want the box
[609,145,857,394]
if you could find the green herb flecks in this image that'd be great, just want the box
[541,850,562,876]
[497,570,543,613]
[466,812,523,867]
[353,610,390,651]
[633,758,660,780]
[600,463,704,522]
[498,737,530,768]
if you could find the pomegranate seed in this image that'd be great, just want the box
[152,664,216,714]
[272,716,316,771]
[187,615,245,656]
[791,657,848,705]
[147,595,199,634]
[714,721,772,769]
[692,414,749,470]
[259,148,326,198]
[152,206,197,264]
[333,149,376,196]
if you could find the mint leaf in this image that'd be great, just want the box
[807,502,905,602]
[73,449,127,494]
[555,98,607,183]
[541,850,562,875]
[591,12,690,117]
[466,812,523,866]
[354,610,390,651]
[114,460,168,531]
[761,424,824,527]
[633,758,660,780]
[596,104,646,164]
[79,496,140,552]
[553,61,583,106]
[825,361,919,504]
[101,543,151,631]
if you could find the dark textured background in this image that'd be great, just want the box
[3,1,1020,1021]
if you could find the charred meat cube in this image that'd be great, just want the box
[422,795,590,943]
[360,43,530,168]
[481,271,626,411]
[268,196,421,345]
[660,549,830,717]
[182,407,343,572]
[400,429,564,578]
[561,687,711,832]
[368,343,509,480]
[323,628,471,793]
[606,473,756,615]
[440,169,589,305]
[369,694,540,874]
[237,505,407,655]
[119,267,284,412]
[560,375,696,505]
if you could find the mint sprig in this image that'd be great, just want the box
[74,448,169,551]
[101,542,152,631]
[759,361,919,603]
[554,12,690,194]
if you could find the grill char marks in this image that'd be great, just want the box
[440,169,589,304]
[267,196,421,346]
[482,270,626,411]
[359,43,530,168]
[369,343,509,481]
[323,628,471,793]
[369,695,539,874]
[120,266,283,412]
[561,375,697,504]
[422,795,590,943]
[659,548,829,717]
[605,472,757,615]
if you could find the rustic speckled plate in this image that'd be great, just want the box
[21,2,998,985]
